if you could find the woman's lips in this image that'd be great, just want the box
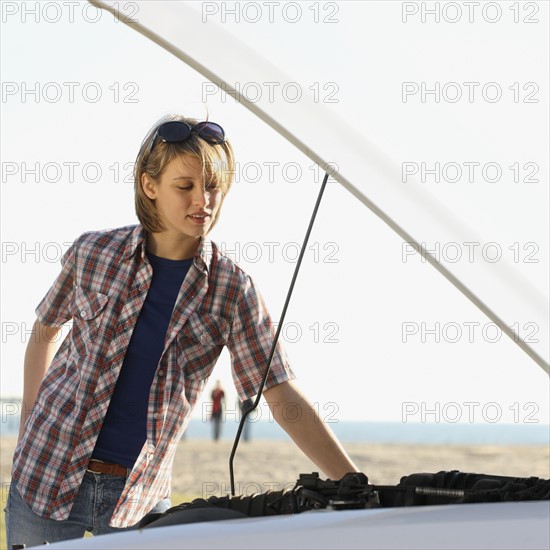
[188,214,209,225]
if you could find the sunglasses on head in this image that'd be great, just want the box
[145,120,225,161]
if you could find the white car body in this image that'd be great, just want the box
[46,501,550,549]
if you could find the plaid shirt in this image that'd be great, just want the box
[11,224,294,527]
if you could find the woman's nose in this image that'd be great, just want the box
[192,188,208,207]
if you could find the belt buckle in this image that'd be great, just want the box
[87,459,105,474]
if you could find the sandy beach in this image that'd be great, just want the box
[1,436,548,501]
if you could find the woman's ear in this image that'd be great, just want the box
[141,173,157,200]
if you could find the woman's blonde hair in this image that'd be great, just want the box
[134,114,235,233]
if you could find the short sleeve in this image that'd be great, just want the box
[35,240,77,327]
[227,273,296,400]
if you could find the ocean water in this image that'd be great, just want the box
[1,400,548,445]
[186,418,550,445]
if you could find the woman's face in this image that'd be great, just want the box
[142,154,223,241]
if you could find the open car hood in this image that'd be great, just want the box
[90,0,548,373]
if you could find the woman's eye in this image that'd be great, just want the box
[176,184,219,192]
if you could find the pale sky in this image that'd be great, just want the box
[1,1,548,428]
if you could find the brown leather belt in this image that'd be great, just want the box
[86,459,128,477]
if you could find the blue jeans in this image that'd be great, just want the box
[4,471,171,549]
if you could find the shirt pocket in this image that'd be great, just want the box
[71,286,109,357]
[176,313,230,380]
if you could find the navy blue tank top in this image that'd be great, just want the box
[92,251,192,467]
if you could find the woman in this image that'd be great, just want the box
[5,114,360,548]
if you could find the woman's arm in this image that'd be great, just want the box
[263,380,360,480]
[17,319,62,443]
